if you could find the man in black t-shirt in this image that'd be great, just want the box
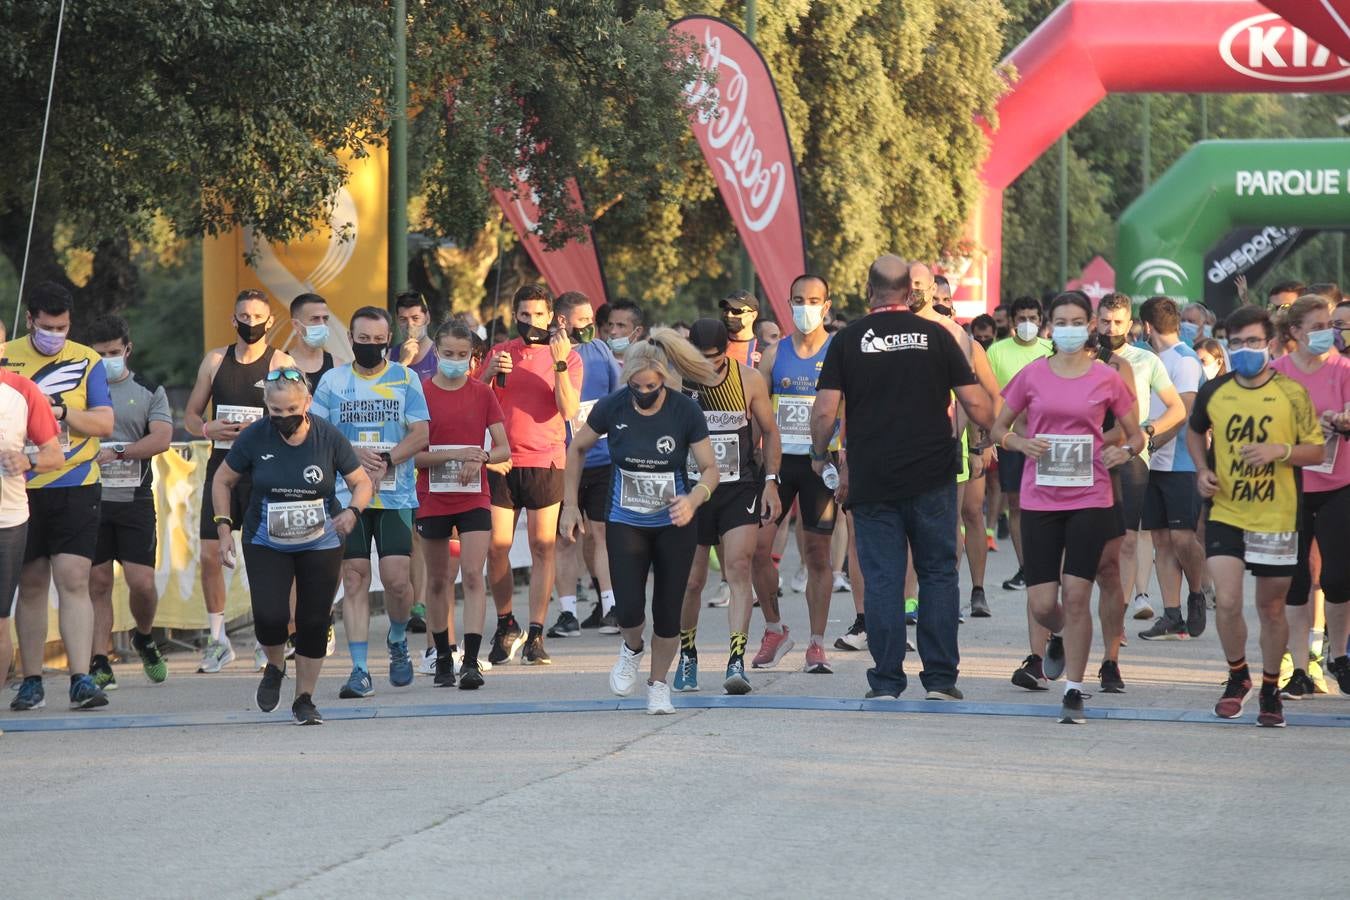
[813,255,993,701]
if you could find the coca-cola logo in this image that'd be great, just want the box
[682,28,787,232]
[1219,13,1350,83]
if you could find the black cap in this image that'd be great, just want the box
[688,318,729,353]
[719,290,759,312]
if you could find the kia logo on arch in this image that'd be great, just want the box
[1219,13,1350,84]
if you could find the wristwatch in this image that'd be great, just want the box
[1142,422,1156,438]
[554,360,569,373]
[809,448,829,462]
[112,443,126,460]
[764,473,780,484]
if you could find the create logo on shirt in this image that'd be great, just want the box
[656,436,675,455]
[302,465,323,485]
[861,329,928,354]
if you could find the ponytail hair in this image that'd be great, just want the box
[620,327,717,390]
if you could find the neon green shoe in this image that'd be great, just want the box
[1278,651,1293,689]
[136,639,169,684]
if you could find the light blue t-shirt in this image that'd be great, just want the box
[571,340,622,469]
[312,361,429,509]
[1149,341,1204,473]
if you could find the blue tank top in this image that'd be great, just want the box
[770,335,834,456]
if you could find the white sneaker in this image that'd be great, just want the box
[197,639,235,674]
[253,645,267,672]
[1129,593,1155,620]
[417,646,437,676]
[325,626,336,657]
[609,642,645,697]
[707,582,730,608]
[646,680,675,715]
[833,572,852,593]
[790,568,808,594]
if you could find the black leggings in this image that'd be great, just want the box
[1287,486,1350,607]
[606,521,697,639]
[0,523,27,619]
[242,543,343,657]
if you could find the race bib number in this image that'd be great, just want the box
[214,405,263,450]
[356,435,397,493]
[1307,433,1338,476]
[688,434,740,483]
[100,458,142,489]
[618,469,676,513]
[428,444,482,493]
[775,396,813,441]
[1244,530,1297,566]
[572,399,598,434]
[1034,434,1094,487]
[265,499,327,546]
[25,423,69,457]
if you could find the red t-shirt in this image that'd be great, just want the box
[490,337,582,468]
[0,370,59,527]
[416,377,505,516]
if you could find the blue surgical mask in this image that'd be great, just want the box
[102,356,127,381]
[791,304,824,333]
[1052,324,1089,354]
[1307,328,1335,355]
[1179,321,1200,345]
[1230,347,1269,378]
[1202,324,1213,338]
[607,336,631,354]
[301,323,328,348]
[437,357,470,379]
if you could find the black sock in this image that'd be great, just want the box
[91,653,109,667]
[132,630,153,650]
[852,613,865,628]
[70,673,82,686]
[528,622,543,640]
[497,613,513,630]
[464,633,482,664]
[433,629,451,656]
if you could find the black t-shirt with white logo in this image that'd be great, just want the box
[817,309,976,503]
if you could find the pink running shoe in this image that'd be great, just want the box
[804,641,833,674]
[751,627,795,669]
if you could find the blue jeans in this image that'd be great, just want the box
[853,482,960,695]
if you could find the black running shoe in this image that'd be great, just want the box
[458,662,485,690]
[1043,634,1066,680]
[256,663,285,713]
[1011,654,1049,691]
[1185,590,1207,639]
[969,587,991,618]
[1098,659,1125,693]
[1059,689,1088,724]
[434,653,456,687]
[599,608,621,635]
[1139,609,1189,641]
[996,512,1009,540]
[292,693,323,725]
[522,634,552,666]
[834,615,867,651]
[1001,568,1025,591]
[1280,668,1315,700]
[1329,655,1350,695]
[487,619,525,665]
[407,612,427,635]
[579,603,603,629]
[546,611,581,639]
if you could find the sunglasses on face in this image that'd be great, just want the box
[724,307,753,317]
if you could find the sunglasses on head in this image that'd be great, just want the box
[265,368,306,383]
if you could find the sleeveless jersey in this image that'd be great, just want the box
[684,361,754,485]
[210,346,275,451]
[770,335,837,456]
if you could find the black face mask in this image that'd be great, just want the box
[352,342,387,369]
[975,335,993,350]
[517,321,550,345]
[273,414,304,439]
[631,385,662,409]
[569,324,595,344]
[721,313,743,333]
[908,289,929,312]
[1101,333,1128,351]
[236,320,267,345]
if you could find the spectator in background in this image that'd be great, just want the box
[606,299,646,360]
[970,314,996,350]
[1308,283,1343,305]
[1268,281,1306,311]
[992,304,1011,340]
[719,291,761,366]
[1332,300,1350,353]
[754,318,781,353]
[1180,302,1213,346]
[671,321,691,340]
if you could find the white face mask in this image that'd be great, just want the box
[1202,360,1220,380]
[1015,321,1039,342]
[301,323,328,348]
[792,304,824,333]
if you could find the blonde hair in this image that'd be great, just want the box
[1281,294,1333,342]
[620,327,717,390]
[263,372,310,400]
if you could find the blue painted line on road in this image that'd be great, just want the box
[3,695,1349,734]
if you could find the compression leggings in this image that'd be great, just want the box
[606,521,697,639]
[242,543,343,657]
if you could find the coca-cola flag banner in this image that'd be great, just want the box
[492,173,609,307]
[670,16,807,332]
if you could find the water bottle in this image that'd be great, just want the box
[821,463,839,491]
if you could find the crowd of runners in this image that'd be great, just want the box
[3,268,1347,727]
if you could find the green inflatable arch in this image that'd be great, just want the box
[1118,139,1350,304]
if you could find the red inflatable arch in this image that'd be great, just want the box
[968,0,1350,309]
[1263,0,1350,61]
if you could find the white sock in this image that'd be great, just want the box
[1065,680,1083,695]
[1310,629,1324,658]
[600,590,615,614]
[208,612,226,643]
[766,622,784,634]
[560,594,577,615]
[811,633,825,647]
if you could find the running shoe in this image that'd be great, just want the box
[458,661,484,690]
[708,547,721,571]
[1139,610,1188,641]
[647,680,675,715]
[723,658,751,695]
[487,619,526,665]
[69,674,108,710]
[1059,688,1087,724]
[1257,690,1285,727]
[1281,668,1315,700]
[387,633,414,686]
[996,512,1009,540]
[865,689,900,700]
[408,602,427,634]
[833,572,852,593]
[256,663,285,712]
[1001,568,1025,591]
[751,627,794,669]
[450,648,490,675]
[1279,652,1294,688]
[673,653,699,692]
[804,642,832,674]
[253,644,267,672]
[1098,659,1125,694]
[969,587,991,619]
[610,642,644,696]
[197,639,235,673]
[599,608,621,635]
[1011,654,1048,691]
[521,634,551,666]
[10,676,44,710]
[1203,583,1216,610]
[1309,653,1329,694]
[834,616,868,651]
[135,638,168,684]
[904,598,918,626]
[790,568,808,594]
[925,685,963,701]
[339,667,374,699]
[292,693,323,726]
[90,655,118,691]
[434,654,456,687]
[1185,591,1207,639]
[326,626,336,658]
[1214,672,1252,719]
[284,636,297,660]
[985,530,998,553]
[1043,634,1066,681]
[707,581,730,608]
[417,646,437,676]
[1128,592,1155,620]
[579,603,603,629]
[546,611,581,639]
[1329,655,1350,695]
